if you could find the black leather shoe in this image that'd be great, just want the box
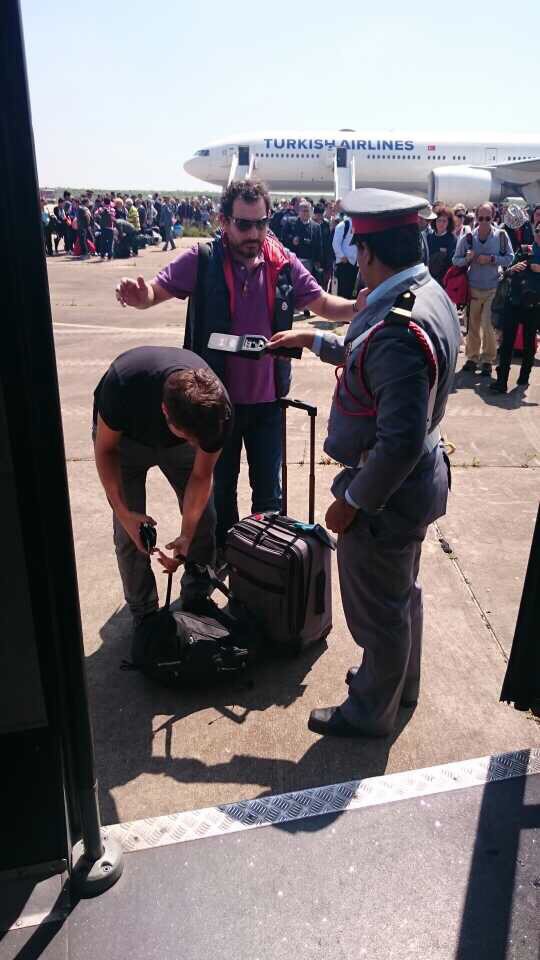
[308,706,365,737]
[462,360,477,373]
[345,666,418,708]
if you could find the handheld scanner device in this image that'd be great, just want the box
[207,332,302,360]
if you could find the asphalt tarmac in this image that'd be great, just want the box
[46,238,540,825]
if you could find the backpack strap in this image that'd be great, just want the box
[184,241,212,351]
[499,228,508,256]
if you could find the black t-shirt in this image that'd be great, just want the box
[93,346,233,452]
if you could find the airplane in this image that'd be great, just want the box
[183,130,540,208]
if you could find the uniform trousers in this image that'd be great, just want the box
[112,436,216,622]
[465,287,497,363]
[337,511,427,736]
[335,261,358,300]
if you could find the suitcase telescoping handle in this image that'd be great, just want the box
[279,398,317,524]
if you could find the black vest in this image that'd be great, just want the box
[184,239,296,398]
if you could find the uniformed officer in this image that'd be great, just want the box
[269,188,461,738]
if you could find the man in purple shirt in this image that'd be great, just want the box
[116,179,361,553]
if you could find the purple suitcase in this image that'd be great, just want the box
[225,399,334,653]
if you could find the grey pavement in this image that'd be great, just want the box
[46,240,540,825]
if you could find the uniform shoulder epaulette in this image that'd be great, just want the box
[385,289,416,326]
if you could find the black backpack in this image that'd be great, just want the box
[123,567,261,686]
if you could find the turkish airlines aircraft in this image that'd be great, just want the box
[183,131,540,207]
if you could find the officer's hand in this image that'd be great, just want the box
[511,261,527,273]
[354,287,369,313]
[116,275,152,308]
[120,511,156,553]
[268,330,314,351]
[325,498,357,534]
[465,250,475,264]
[476,255,491,266]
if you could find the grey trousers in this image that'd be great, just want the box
[112,436,216,622]
[337,511,426,736]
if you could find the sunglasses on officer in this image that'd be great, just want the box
[477,215,492,222]
[229,216,270,232]
[454,211,465,218]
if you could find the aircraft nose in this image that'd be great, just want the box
[183,156,201,177]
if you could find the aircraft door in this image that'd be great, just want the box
[239,145,250,166]
[337,147,347,168]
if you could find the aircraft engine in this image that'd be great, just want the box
[429,166,503,208]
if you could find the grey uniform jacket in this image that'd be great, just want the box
[314,265,461,530]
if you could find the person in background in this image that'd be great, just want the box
[159,198,176,251]
[453,204,471,243]
[427,205,457,284]
[332,212,358,298]
[418,204,436,264]
[282,199,323,275]
[40,199,53,256]
[96,196,116,260]
[313,202,334,289]
[126,197,140,233]
[77,197,91,258]
[115,218,139,258]
[490,222,540,393]
[114,196,128,220]
[502,204,533,250]
[453,202,514,376]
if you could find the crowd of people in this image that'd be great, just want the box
[270,194,540,390]
[41,185,539,389]
[40,191,218,259]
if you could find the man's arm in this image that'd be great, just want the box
[308,289,361,322]
[94,414,156,552]
[162,447,220,565]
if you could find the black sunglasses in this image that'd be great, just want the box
[230,216,269,232]
[455,211,465,218]
[477,216,492,222]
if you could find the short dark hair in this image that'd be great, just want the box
[220,179,271,218]
[354,224,422,270]
[162,368,230,445]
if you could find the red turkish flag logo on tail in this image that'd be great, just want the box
[427,145,436,151]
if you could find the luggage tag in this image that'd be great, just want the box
[292,522,337,550]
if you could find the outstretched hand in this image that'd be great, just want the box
[116,275,152,308]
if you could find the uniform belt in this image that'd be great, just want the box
[357,427,441,467]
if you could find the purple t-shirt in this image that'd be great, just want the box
[154,245,321,404]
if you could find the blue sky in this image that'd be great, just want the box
[21,0,540,192]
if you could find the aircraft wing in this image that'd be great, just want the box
[477,157,540,185]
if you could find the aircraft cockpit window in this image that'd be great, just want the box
[195,149,210,157]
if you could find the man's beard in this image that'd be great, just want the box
[228,236,263,260]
